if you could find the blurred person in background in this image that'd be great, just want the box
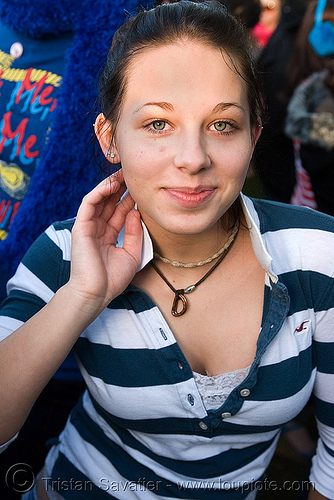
[253,0,283,47]
[254,0,311,203]
[285,0,334,215]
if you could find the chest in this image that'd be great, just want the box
[75,279,315,430]
[133,247,266,376]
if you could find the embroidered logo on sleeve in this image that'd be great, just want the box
[295,320,309,333]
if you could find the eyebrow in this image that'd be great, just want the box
[211,102,245,114]
[134,102,174,113]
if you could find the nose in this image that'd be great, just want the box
[173,128,211,173]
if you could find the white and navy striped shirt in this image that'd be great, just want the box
[1,194,334,499]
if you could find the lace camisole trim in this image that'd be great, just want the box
[193,366,251,410]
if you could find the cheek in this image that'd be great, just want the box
[121,163,152,206]
[218,146,252,178]
[121,138,162,167]
[121,142,168,185]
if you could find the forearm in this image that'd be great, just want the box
[0,283,102,445]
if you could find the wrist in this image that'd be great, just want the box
[58,282,109,327]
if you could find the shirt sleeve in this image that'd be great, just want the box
[0,220,73,343]
[0,221,73,454]
[310,273,334,499]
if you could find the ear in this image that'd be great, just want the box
[251,118,263,151]
[94,113,121,163]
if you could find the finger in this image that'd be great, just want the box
[93,172,126,206]
[77,175,126,222]
[110,191,136,234]
[122,209,143,267]
[91,170,127,219]
[109,168,124,184]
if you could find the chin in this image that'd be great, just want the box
[144,211,224,237]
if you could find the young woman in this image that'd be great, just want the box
[0,2,333,499]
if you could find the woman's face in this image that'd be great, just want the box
[100,40,261,238]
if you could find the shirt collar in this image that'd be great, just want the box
[116,194,277,282]
[240,193,277,283]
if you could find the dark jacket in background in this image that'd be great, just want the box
[255,0,308,203]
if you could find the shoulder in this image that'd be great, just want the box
[288,71,326,111]
[22,218,75,262]
[251,198,334,235]
[1,218,75,323]
[249,199,334,282]
[13,218,76,294]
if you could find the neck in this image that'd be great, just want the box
[141,213,237,266]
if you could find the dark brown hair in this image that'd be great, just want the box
[153,0,261,30]
[99,1,265,136]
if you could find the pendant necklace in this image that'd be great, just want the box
[150,220,239,317]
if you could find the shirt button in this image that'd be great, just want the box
[159,328,167,340]
[240,388,251,397]
[221,412,232,419]
[199,421,208,430]
[187,394,195,406]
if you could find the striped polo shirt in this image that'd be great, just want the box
[1,194,334,499]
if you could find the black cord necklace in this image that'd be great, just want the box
[150,220,239,317]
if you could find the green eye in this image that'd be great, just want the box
[213,121,227,132]
[152,121,166,130]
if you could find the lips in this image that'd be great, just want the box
[163,186,216,207]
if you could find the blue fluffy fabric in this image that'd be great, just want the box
[0,0,80,37]
[0,0,147,287]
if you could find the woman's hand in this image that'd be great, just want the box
[69,169,143,313]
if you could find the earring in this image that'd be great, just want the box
[107,150,115,158]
